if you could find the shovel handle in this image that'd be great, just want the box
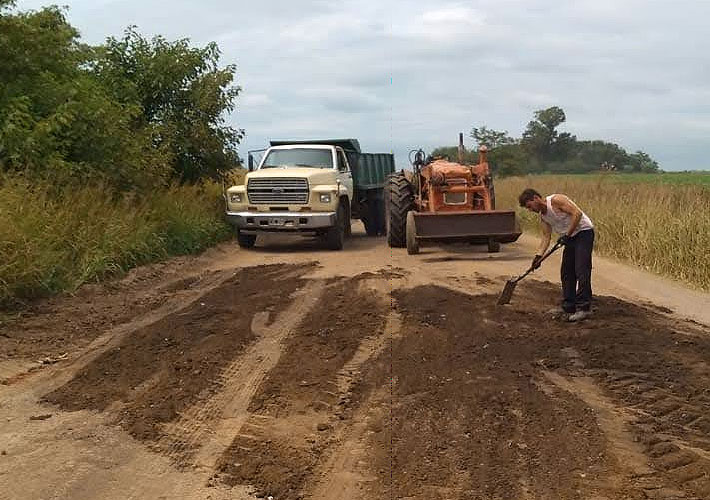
[515,241,563,282]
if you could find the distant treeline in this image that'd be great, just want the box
[0,1,242,190]
[432,106,660,177]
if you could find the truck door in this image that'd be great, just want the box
[336,148,354,201]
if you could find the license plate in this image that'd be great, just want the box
[269,218,284,226]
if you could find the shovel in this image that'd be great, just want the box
[497,242,563,305]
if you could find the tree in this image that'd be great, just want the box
[627,151,660,173]
[521,106,576,162]
[469,126,516,149]
[94,27,244,182]
[0,5,170,188]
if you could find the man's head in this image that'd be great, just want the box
[518,188,545,213]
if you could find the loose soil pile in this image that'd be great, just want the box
[28,267,710,500]
[44,264,313,444]
[0,255,224,361]
[349,282,710,499]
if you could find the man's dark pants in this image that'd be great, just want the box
[561,229,595,313]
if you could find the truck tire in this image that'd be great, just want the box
[487,238,500,253]
[386,172,415,248]
[406,211,419,255]
[324,202,346,250]
[237,231,256,249]
[344,199,352,238]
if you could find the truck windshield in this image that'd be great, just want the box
[261,148,333,169]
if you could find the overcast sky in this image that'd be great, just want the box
[16,0,710,170]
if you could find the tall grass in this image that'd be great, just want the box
[496,175,710,290]
[0,176,231,308]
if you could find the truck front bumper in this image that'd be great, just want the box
[226,211,337,231]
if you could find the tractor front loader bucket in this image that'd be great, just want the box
[407,210,521,254]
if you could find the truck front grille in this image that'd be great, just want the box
[247,178,309,205]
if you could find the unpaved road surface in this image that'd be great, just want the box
[2,224,710,500]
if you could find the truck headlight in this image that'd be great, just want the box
[319,193,331,203]
[230,193,242,203]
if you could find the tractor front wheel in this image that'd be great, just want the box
[406,211,419,255]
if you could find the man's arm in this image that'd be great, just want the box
[551,194,583,237]
[538,220,552,255]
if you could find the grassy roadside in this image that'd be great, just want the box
[0,176,232,309]
[496,174,710,290]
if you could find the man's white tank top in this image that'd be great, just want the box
[541,195,594,236]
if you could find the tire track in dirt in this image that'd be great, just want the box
[307,308,402,500]
[184,280,326,470]
[213,274,390,499]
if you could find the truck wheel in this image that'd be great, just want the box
[237,231,257,249]
[406,211,419,255]
[324,202,346,250]
[344,200,352,238]
[487,238,500,253]
[386,172,415,248]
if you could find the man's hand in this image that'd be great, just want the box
[557,235,571,246]
[531,254,543,270]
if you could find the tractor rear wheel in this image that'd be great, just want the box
[386,172,415,248]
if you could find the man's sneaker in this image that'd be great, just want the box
[567,310,592,322]
[546,307,570,320]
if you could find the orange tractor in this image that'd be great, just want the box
[386,135,521,254]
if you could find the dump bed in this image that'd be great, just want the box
[349,153,395,190]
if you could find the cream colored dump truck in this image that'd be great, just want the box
[226,139,395,250]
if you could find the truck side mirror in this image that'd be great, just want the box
[248,153,254,172]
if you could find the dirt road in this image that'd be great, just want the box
[2,224,710,500]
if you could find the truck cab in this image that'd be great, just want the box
[226,142,356,250]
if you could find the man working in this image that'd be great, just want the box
[518,188,595,322]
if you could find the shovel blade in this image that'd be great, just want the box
[497,279,518,305]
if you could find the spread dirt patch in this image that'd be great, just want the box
[43,264,314,447]
[346,282,710,499]
[0,253,226,362]
[214,275,389,499]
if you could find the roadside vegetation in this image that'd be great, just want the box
[0,179,229,306]
[0,2,240,308]
[497,175,710,290]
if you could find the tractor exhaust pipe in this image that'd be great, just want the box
[457,132,465,164]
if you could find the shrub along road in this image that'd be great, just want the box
[1,224,710,499]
